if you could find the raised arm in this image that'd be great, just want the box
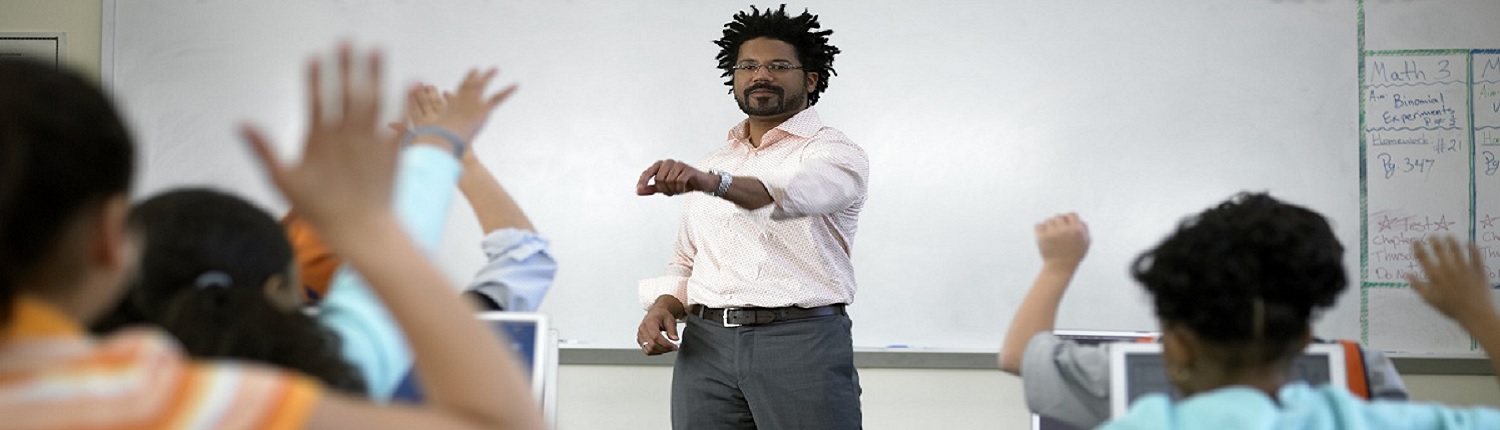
[242,45,542,430]
[636,159,773,210]
[400,83,555,312]
[635,139,868,216]
[458,157,554,311]
[999,213,1090,375]
[1408,236,1500,387]
[316,72,517,398]
[400,83,533,234]
[460,155,533,232]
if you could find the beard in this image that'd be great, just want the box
[735,83,807,117]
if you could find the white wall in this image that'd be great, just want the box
[556,365,1021,430]
[555,365,1500,430]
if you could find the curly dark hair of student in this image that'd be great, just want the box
[0,59,134,325]
[1131,192,1347,364]
[714,4,840,105]
[91,189,367,394]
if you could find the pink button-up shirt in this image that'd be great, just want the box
[638,108,869,309]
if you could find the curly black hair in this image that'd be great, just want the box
[92,189,366,394]
[1132,192,1346,364]
[714,4,840,105]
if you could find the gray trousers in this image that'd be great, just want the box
[671,312,862,430]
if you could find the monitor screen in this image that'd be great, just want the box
[494,318,539,377]
[1033,331,1156,430]
[1119,346,1337,405]
[1110,342,1346,418]
[390,312,550,403]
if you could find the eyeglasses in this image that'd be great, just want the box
[731,62,805,73]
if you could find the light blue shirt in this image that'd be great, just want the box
[315,145,556,400]
[1100,383,1500,430]
[465,228,554,312]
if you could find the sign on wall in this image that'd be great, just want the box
[0,33,66,68]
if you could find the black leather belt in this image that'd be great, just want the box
[689,304,846,327]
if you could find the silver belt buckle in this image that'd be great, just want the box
[721,307,743,328]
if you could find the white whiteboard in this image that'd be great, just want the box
[107,0,1372,351]
[1361,0,1500,355]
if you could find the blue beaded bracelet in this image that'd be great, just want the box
[400,125,466,158]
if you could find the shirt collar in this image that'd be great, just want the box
[0,295,85,341]
[726,107,824,148]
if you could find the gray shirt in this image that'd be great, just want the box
[1020,332,1410,429]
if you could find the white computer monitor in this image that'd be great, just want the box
[476,311,553,402]
[393,312,556,426]
[1107,342,1347,418]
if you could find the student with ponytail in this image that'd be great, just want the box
[95,71,529,400]
[91,188,368,394]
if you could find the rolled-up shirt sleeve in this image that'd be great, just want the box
[465,228,556,312]
[1362,348,1410,401]
[759,138,869,220]
[1021,332,1113,429]
[638,220,694,309]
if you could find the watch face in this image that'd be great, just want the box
[717,171,733,196]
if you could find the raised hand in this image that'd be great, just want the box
[242,45,396,246]
[998,212,1090,375]
[1408,235,1495,325]
[388,84,445,137]
[1036,213,1090,271]
[426,68,517,146]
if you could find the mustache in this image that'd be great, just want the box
[743,84,783,97]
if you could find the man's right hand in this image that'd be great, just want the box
[636,159,717,197]
[1036,213,1090,272]
[636,295,685,356]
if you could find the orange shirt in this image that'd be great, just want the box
[284,212,339,300]
[0,295,323,429]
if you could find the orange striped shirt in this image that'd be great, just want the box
[0,295,323,430]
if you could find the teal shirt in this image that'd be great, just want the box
[1101,383,1500,430]
[316,145,459,400]
[316,145,557,400]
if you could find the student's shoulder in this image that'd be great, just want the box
[1025,332,1115,357]
[1019,332,1113,386]
[92,326,189,363]
[99,327,326,427]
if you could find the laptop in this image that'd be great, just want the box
[477,311,552,400]
[391,312,556,423]
[1108,342,1347,418]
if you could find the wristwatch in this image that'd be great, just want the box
[709,170,733,197]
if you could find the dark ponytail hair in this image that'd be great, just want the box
[0,114,23,324]
[0,59,135,325]
[91,189,366,394]
[1132,192,1347,366]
